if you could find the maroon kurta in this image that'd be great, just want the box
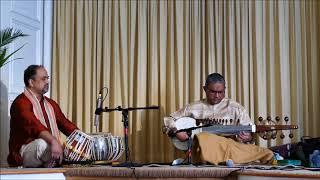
[7,93,78,167]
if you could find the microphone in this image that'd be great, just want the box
[94,90,103,128]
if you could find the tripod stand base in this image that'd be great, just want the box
[112,161,143,167]
[172,158,196,166]
[173,163,196,167]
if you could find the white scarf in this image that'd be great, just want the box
[24,88,61,143]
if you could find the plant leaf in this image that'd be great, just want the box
[0,47,7,60]
[0,48,8,67]
[0,44,26,67]
[0,28,28,48]
[2,58,23,67]
[0,28,28,68]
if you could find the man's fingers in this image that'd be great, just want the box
[176,132,189,141]
[239,133,248,138]
[240,134,249,139]
[59,154,63,164]
[51,151,62,163]
[238,131,252,143]
[239,131,250,138]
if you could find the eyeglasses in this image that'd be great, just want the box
[207,89,225,94]
[204,87,225,94]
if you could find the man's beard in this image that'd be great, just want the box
[42,85,49,94]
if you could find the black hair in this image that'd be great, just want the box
[205,73,225,87]
[24,65,44,87]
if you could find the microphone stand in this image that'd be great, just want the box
[175,123,212,165]
[96,105,159,167]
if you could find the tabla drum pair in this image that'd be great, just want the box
[64,130,124,162]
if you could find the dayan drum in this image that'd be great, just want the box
[90,133,125,162]
[64,130,94,161]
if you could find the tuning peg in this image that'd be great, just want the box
[271,134,277,139]
[263,134,268,140]
[258,116,263,122]
[267,116,271,121]
[284,116,289,123]
[225,119,228,124]
[222,119,225,125]
[275,116,280,122]
[280,133,285,139]
[230,119,233,124]
[237,119,240,125]
[289,133,294,138]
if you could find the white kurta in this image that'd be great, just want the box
[163,98,253,134]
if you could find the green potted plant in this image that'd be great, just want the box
[0,28,27,68]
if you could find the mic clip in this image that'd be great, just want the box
[95,107,104,115]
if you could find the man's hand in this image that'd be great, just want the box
[39,131,63,167]
[237,131,252,143]
[49,138,63,165]
[176,132,189,141]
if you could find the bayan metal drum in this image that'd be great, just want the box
[108,136,125,161]
[90,134,124,162]
[90,133,111,161]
